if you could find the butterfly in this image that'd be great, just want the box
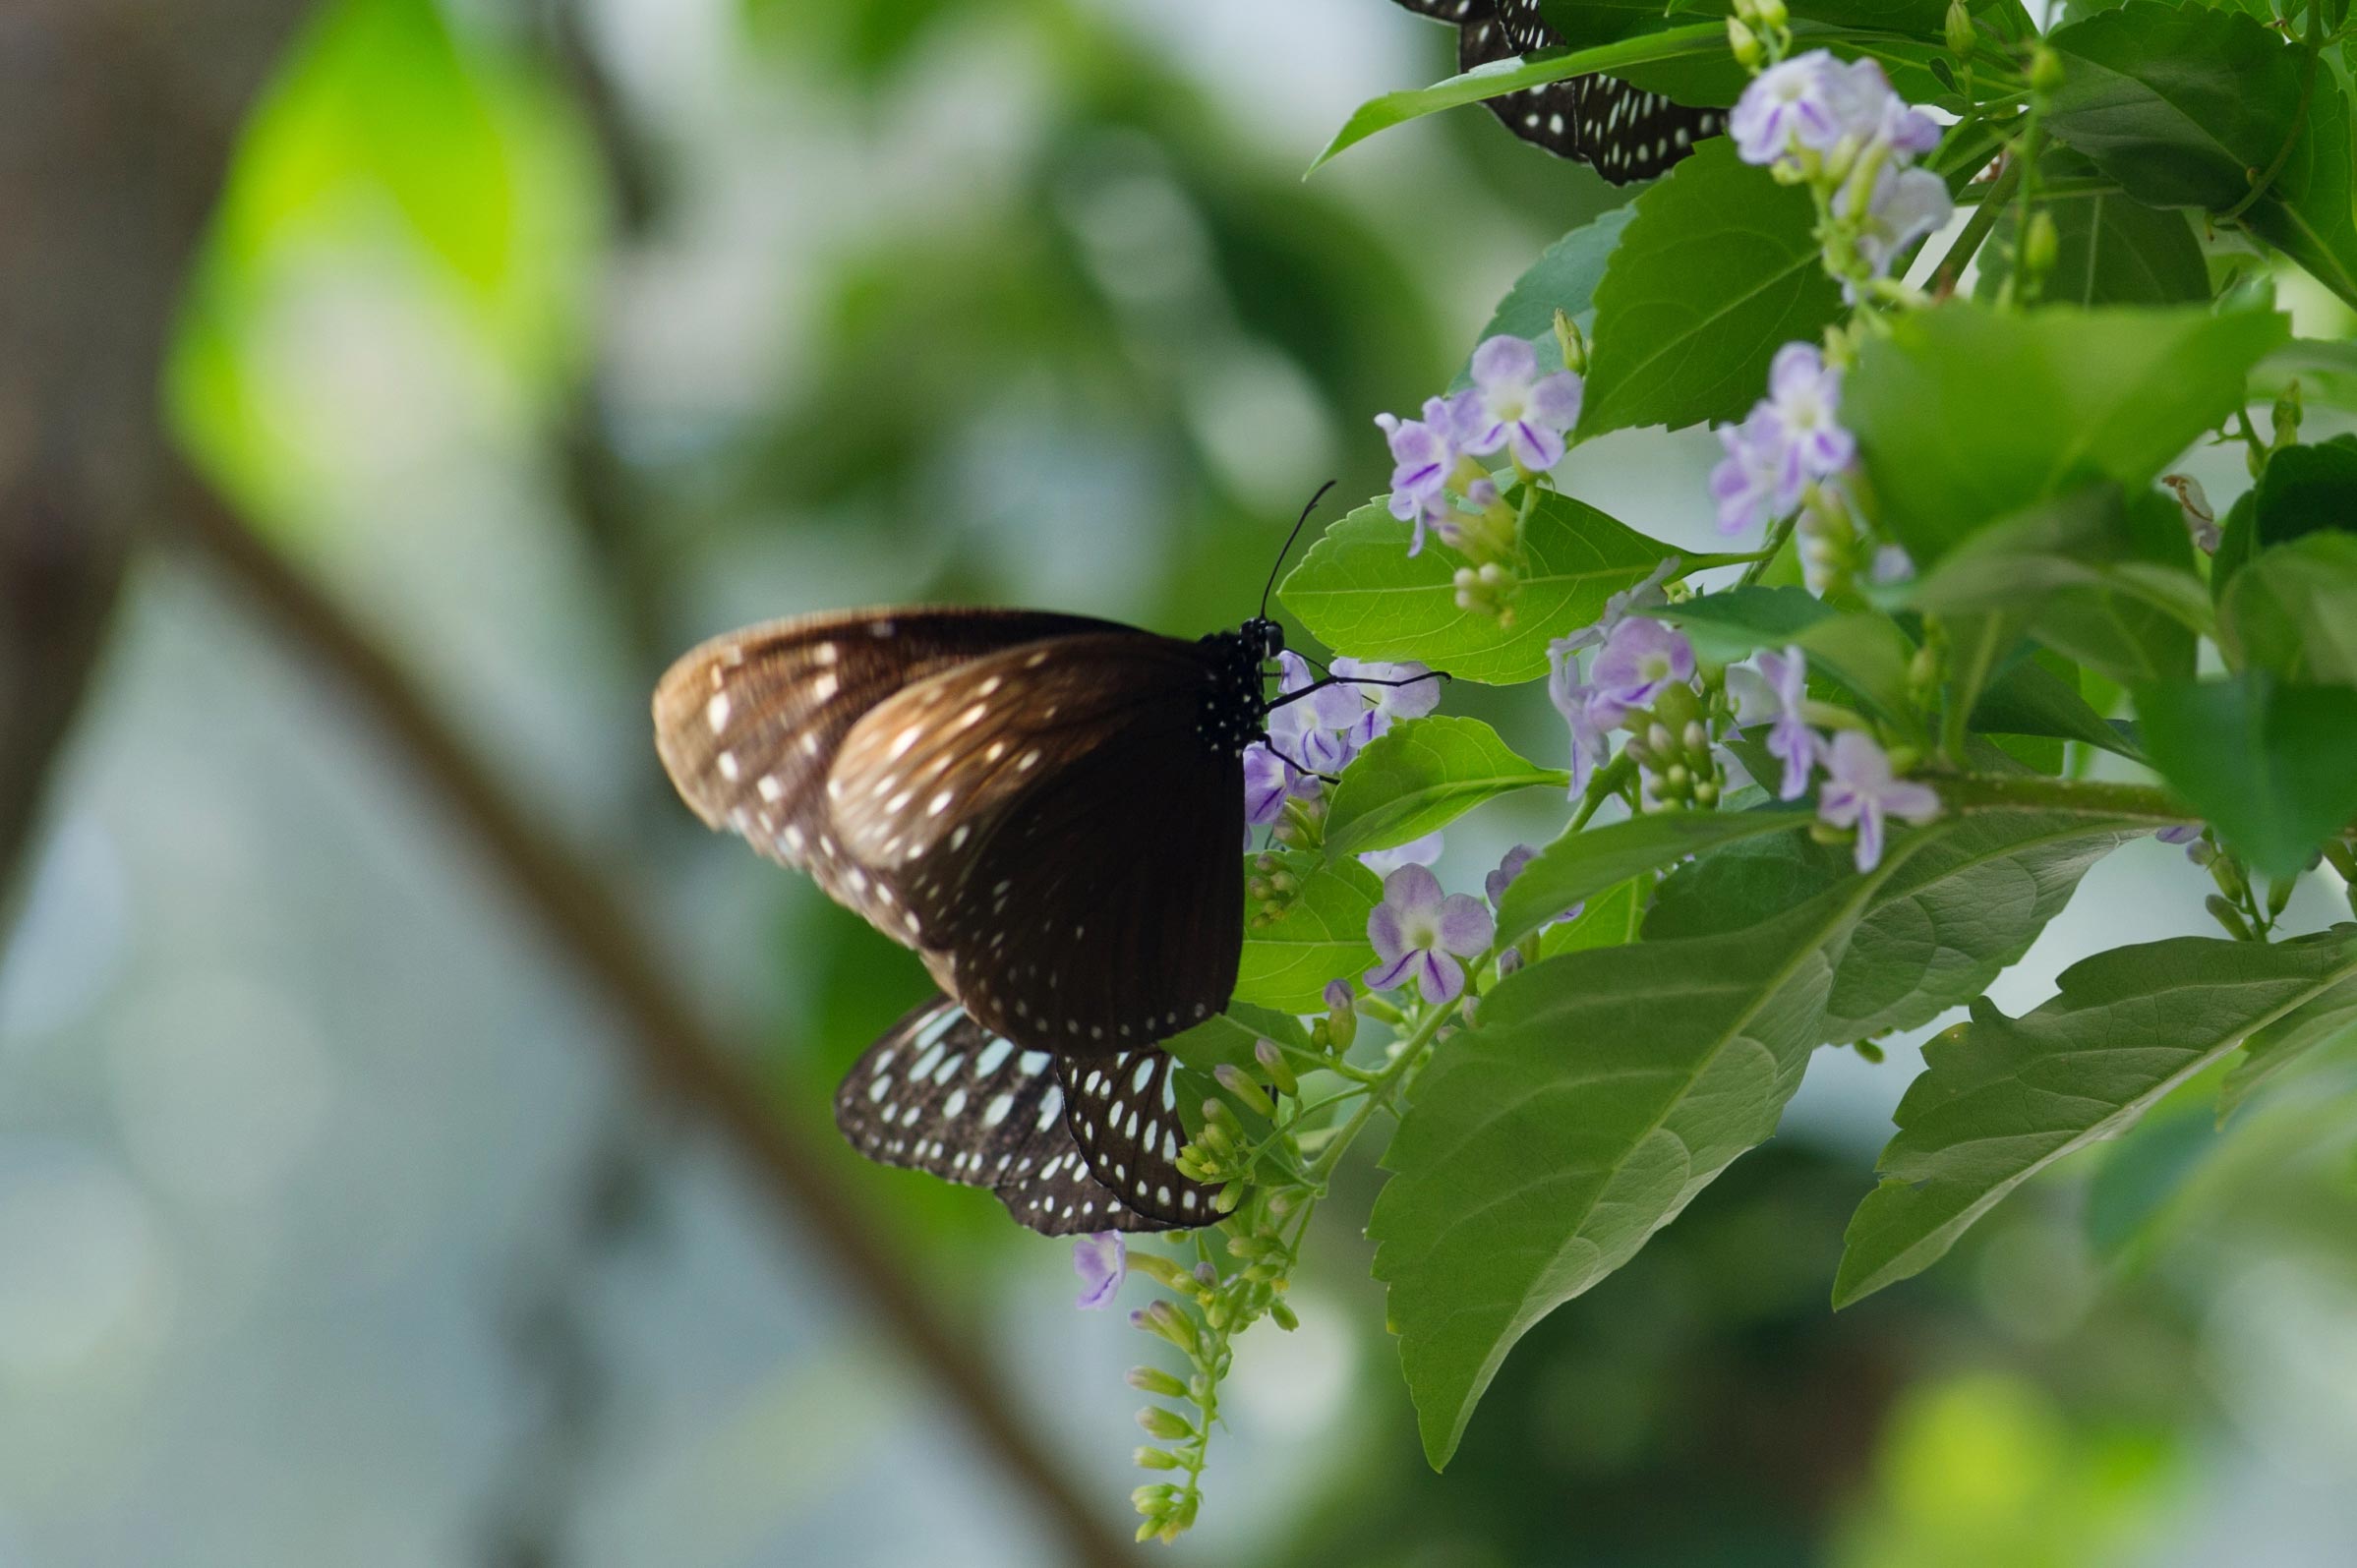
[652,502,1406,1232]
[1391,0,1725,183]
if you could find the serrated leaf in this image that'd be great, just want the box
[1975,160,2210,307]
[1847,302,2289,561]
[1578,138,1844,436]
[1235,855,1380,1012]
[1835,931,2357,1306]
[1326,717,1565,855]
[1971,653,2148,763]
[1279,493,1679,685]
[1495,806,1812,949]
[1374,852,1922,1468]
[1647,813,2138,1041]
[2136,670,2357,878]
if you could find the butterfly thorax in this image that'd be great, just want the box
[1193,617,1281,758]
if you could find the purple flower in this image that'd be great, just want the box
[1456,336,1583,472]
[1546,643,1615,793]
[1074,1231,1126,1309]
[1841,163,1953,292]
[1557,557,1681,657]
[1365,864,1494,1006]
[1856,61,1941,158]
[1711,410,1788,537]
[1375,396,1463,555]
[2155,824,2203,845]
[1765,344,1854,493]
[1753,647,1817,802]
[1487,842,1581,927]
[1869,544,1915,586]
[1732,53,1851,165]
[1360,830,1445,878]
[1323,978,1354,1013]
[1590,617,1696,715]
[1334,657,1444,725]
[1817,730,1941,873]
[1242,742,1292,826]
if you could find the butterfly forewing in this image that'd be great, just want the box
[654,608,1122,937]
[828,635,1245,1058]
[835,999,1197,1234]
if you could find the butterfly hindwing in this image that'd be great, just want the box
[1057,1050,1218,1227]
[654,608,1123,939]
[828,634,1246,1059]
[834,999,1198,1234]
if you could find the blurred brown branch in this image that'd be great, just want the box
[165,475,1139,1568]
[0,0,318,935]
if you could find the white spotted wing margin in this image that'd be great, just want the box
[835,999,1216,1235]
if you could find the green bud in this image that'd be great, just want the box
[1247,876,1271,900]
[1134,1445,1184,1471]
[1202,1097,1241,1133]
[1681,720,1709,755]
[1213,1063,1276,1118]
[1647,722,1676,755]
[2211,854,2250,904]
[2028,44,2063,96]
[1553,308,1588,377]
[2272,380,2304,449]
[2206,894,2257,942]
[1138,1405,1197,1441]
[1132,1482,1177,1512]
[1754,0,1787,28]
[1270,1300,1301,1331]
[1212,1183,1244,1215]
[2268,876,2296,919]
[1853,1037,1886,1065]
[1134,1300,1198,1352]
[1944,0,1974,60]
[1693,781,1720,807]
[1255,1038,1299,1096]
[1205,1299,1230,1330]
[1883,744,1921,775]
[1664,764,1690,793]
[1810,821,1852,848]
[1126,1251,1196,1293]
[1128,1365,1191,1399]
[2023,210,2060,281]
[1908,642,1940,691]
[1268,870,1297,895]
[1727,16,1761,69]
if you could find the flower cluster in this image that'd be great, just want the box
[1374,334,1584,611]
[1244,652,1442,832]
[1730,47,1952,304]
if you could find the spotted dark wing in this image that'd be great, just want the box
[1058,1050,1215,1227]
[834,999,1203,1234]
[653,607,1123,939]
[826,633,1246,1058]
[1395,0,1722,182]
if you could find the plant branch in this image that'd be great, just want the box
[1934,772,2195,825]
[162,475,1138,1568]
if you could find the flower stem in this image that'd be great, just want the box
[1932,773,2194,825]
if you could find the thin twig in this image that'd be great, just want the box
[162,473,1138,1568]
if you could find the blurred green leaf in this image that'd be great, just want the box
[1460,206,1635,385]
[1974,153,2210,307]
[1236,855,1381,1012]
[1847,302,2287,562]
[1374,858,1911,1467]
[1163,1002,1314,1074]
[2218,532,2357,685]
[1280,493,1679,685]
[1535,873,1648,958]
[2136,670,2357,877]
[1496,806,1811,948]
[1836,931,2357,1306]
[2252,436,2357,548]
[1971,655,2148,763]
[1651,593,1919,724]
[1326,717,1565,855]
[2047,2,2357,308]
[2219,974,2357,1118]
[1578,139,1844,437]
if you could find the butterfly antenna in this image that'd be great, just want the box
[1261,480,1336,620]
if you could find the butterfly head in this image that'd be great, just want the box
[1237,615,1284,668]
[1194,617,1283,758]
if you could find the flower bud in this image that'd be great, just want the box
[2029,44,2064,95]
[1753,0,1787,28]
[2023,210,2060,282]
[1137,1405,1197,1441]
[2272,381,2304,449]
[1255,1038,1300,1096]
[1727,16,1761,69]
[2206,894,2257,943]
[1128,1365,1191,1399]
[1682,720,1709,755]
[1944,0,1974,59]
[1553,308,1588,377]
[1134,1445,1184,1471]
[1664,764,1690,792]
[1133,1482,1176,1511]
[1213,1063,1276,1118]
[1212,1183,1244,1215]
[1647,722,1675,756]
[1126,1250,1198,1294]
[1269,1300,1300,1331]
[1131,1301,1198,1352]
[2268,876,2296,919]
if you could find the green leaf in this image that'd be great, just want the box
[1310,24,1729,171]
[1326,718,1566,855]
[1374,856,1918,1468]
[1235,855,1381,1012]
[2219,972,2357,1118]
[1835,931,2357,1306]
[1279,493,1679,685]
[1536,874,1648,959]
[1971,655,2148,764]
[1496,806,1814,949]
[1462,207,1634,385]
[2218,532,2357,686]
[1846,302,2289,561]
[2137,671,2357,878]
[1579,138,1845,436]
[1646,814,2136,1041]
[1974,153,2210,307]
[2046,3,2357,309]
[2253,436,2357,548]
